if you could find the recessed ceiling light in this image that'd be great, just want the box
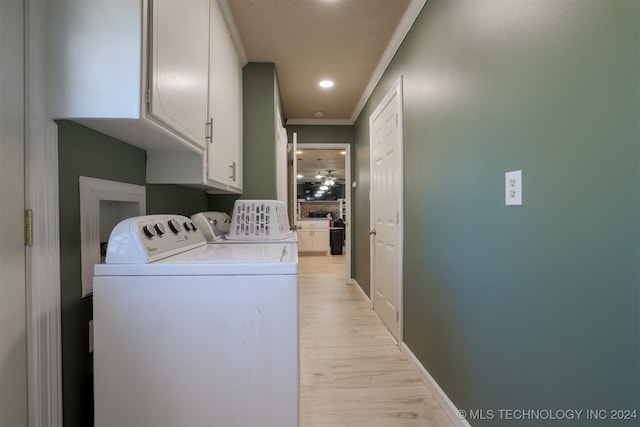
[340,151,346,155]
[296,150,303,154]
[296,174,303,179]
[314,111,325,118]
[318,80,334,88]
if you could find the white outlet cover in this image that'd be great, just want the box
[505,170,522,206]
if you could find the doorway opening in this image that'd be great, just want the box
[290,143,352,281]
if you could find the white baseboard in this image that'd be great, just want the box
[350,278,372,308]
[400,342,471,427]
[350,275,468,426]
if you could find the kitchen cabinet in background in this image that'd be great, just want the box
[297,220,330,253]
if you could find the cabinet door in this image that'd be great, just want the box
[149,0,209,149]
[207,0,242,191]
[227,43,243,191]
[297,230,314,252]
[313,229,330,252]
[207,0,230,185]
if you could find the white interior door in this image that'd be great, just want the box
[370,79,403,343]
[0,0,28,423]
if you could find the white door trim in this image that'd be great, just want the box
[2,0,28,423]
[369,76,404,344]
[290,133,298,230]
[26,0,63,424]
[296,142,352,281]
[79,177,146,297]
[25,121,63,427]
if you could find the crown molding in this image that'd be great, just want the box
[218,0,248,65]
[223,0,427,126]
[286,118,353,126]
[349,0,427,124]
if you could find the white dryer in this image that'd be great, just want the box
[190,210,231,241]
[193,200,297,244]
[93,214,298,427]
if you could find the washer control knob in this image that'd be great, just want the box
[142,224,157,238]
[190,221,198,231]
[183,221,192,231]
[168,219,181,234]
[154,223,166,236]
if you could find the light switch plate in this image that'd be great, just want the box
[505,170,522,206]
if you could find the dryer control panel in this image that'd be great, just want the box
[191,211,231,242]
[105,215,206,264]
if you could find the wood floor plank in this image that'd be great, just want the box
[298,254,454,427]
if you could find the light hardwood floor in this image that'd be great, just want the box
[298,254,454,427]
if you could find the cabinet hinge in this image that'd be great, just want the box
[24,209,33,246]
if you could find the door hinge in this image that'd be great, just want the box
[145,88,151,107]
[24,209,33,246]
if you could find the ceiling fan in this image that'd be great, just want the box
[314,169,337,187]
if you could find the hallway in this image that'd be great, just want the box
[298,254,454,426]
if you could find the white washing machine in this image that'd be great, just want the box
[93,214,298,427]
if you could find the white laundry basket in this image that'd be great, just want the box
[227,200,293,240]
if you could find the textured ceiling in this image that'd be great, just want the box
[225,0,413,124]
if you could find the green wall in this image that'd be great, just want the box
[352,124,371,295]
[207,194,241,215]
[57,121,208,426]
[207,62,282,210]
[241,62,278,199]
[353,0,639,424]
[287,124,353,144]
[147,184,208,216]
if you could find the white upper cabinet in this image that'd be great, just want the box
[48,0,208,153]
[48,0,243,193]
[146,0,244,194]
[148,0,210,149]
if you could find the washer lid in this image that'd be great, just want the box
[94,242,298,276]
